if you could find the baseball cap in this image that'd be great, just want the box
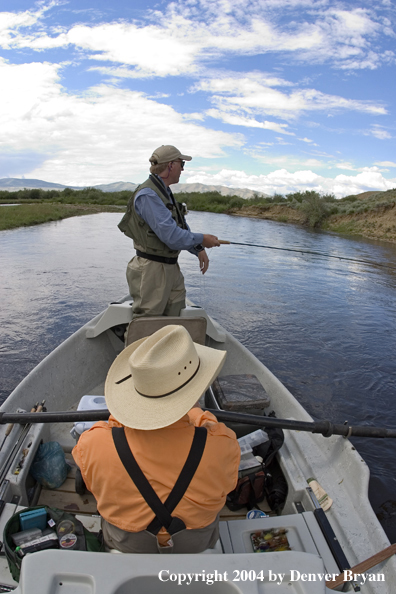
[149,145,192,165]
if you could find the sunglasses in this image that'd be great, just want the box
[171,160,185,170]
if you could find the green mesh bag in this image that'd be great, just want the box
[3,506,104,583]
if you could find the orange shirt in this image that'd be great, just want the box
[72,409,240,544]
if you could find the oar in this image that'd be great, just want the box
[326,543,396,589]
[206,409,396,438]
[1,408,396,438]
[218,240,396,270]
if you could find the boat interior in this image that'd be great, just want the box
[0,301,377,592]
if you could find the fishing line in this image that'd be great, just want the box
[219,240,396,271]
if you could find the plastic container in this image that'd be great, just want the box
[246,510,268,519]
[237,429,269,456]
[17,532,58,556]
[19,508,47,532]
[70,395,108,440]
[11,528,42,547]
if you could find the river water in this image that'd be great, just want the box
[1,211,396,540]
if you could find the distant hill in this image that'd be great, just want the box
[172,182,267,198]
[93,181,138,192]
[0,178,267,199]
[0,178,82,191]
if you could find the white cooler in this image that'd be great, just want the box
[70,395,108,441]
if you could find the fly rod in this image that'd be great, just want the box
[0,402,42,480]
[1,409,396,439]
[219,240,396,270]
[0,402,41,452]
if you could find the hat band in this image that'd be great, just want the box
[136,359,201,399]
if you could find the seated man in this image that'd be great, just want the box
[72,325,240,553]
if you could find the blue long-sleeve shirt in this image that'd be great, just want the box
[134,182,204,256]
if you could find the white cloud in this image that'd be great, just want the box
[195,74,387,121]
[0,7,43,48]
[335,162,356,171]
[0,2,61,48]
[0,58,242,185]
[333,170,395,195]
[375,161,396,168]
[206,109,295,135]
[184,167,396,198]
[2,1,393,74]
[247,149,325,169]
[368,126,392,140]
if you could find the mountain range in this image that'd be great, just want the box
[0,178,267,199]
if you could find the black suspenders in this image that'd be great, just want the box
[112,426,207,536]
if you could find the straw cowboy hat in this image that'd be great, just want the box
[105,325,226,430]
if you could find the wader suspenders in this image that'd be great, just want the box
[112,426,207,537]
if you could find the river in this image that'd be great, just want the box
[1,210,396,541]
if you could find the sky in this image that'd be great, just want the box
[0,0,395,198]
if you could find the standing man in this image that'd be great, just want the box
[118,145,220,318]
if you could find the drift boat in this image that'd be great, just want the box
[0,297,394,593]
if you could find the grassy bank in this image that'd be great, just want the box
[0,186,130,207]
[0,203,121,231]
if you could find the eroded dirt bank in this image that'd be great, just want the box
[229,203,396,245]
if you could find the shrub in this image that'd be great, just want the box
[228,197,245,209]
[299,193,331,228]
[340,195,358,203]
[286,190,319,203]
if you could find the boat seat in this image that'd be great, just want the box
[125,316,207,346]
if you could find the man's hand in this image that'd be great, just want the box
[202,234,220,248]
[198,250,209,274]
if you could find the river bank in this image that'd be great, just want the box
[0,203,121,231]
[228,201,396,245]
[2,195,396,245]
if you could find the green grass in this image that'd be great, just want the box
[0,204,120,231]
[324,221,360,234]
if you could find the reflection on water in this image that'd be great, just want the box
[1,211,396,540]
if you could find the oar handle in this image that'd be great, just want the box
[326,543,396,589]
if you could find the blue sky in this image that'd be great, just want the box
[0,0,395,197]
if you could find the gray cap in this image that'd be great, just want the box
[149,145,192,165]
